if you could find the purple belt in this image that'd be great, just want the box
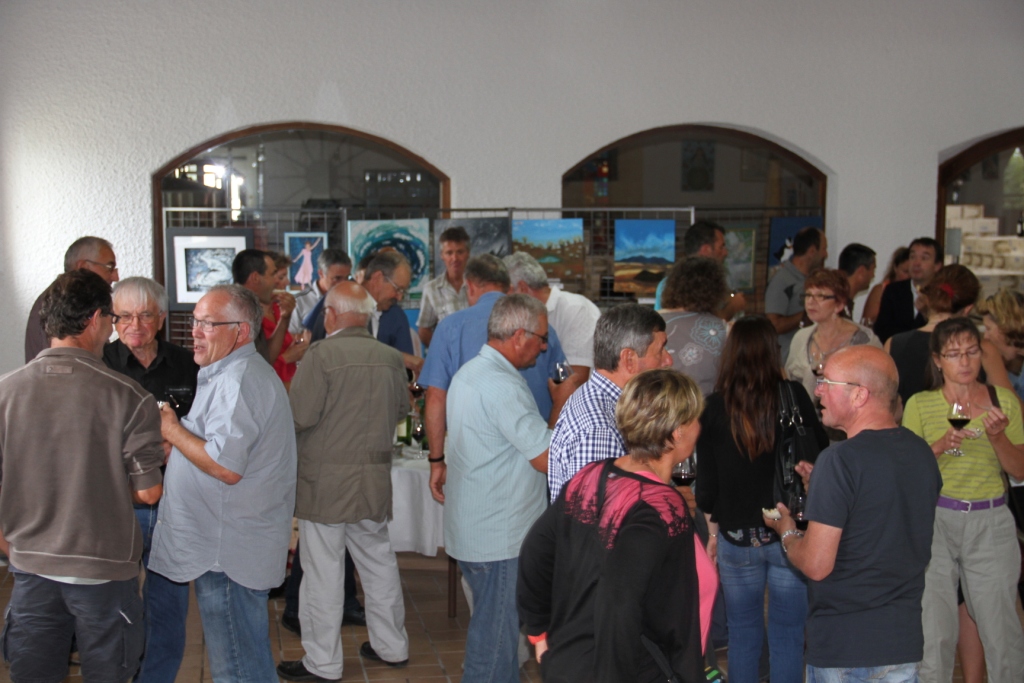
[937,495,1006,512]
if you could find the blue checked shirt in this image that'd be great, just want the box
[547,372,626,502]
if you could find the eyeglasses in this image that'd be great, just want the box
[84,260,118,274]
[103,311,122,324]
[815,377,862,389]
[115,312,159,325]
[522,329,549,345]
[940,346,982,362]
[384,273,407,297]
[189,317,242,331]
[802,292,837,303]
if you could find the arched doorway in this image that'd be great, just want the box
[151,121,450,282]
[563,124,827,306]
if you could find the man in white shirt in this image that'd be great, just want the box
[418,226,470,347]
[504,252,600,381]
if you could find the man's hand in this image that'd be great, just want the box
[763,502,796,535]
[533,638,548,664]
[159,403,180,440]
[795,461,814,492]
[429,462,446,504]
[272,291,297,318]
[547,377,580,427]
[281,335,310,363]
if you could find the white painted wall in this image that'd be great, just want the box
[2,0,1023,372]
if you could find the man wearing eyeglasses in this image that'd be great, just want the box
[24,236,120,363]
[763,345,941,683]
[148,284,297,682]
[0,270,163,681]
[764,227,828,363]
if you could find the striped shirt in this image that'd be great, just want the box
[445,345,551,562]
[902,386,1023,500]
[548,372,625,502]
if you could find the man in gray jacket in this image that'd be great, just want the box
[0,270,163,681]
[278,281,411,683]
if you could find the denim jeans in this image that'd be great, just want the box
[806,662,919,683]
[193,570,277,683]
[717,538,807,683]
[459,558,520,683]
[134,505,190,683]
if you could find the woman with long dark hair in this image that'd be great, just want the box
[696,316,828,683]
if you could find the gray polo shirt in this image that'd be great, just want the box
[764,260,806,363]
[149,343,297,590]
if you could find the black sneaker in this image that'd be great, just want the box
[280,613,301,636]
[342,606,366,627]
[359,641,408,667]
[276,660,339,682]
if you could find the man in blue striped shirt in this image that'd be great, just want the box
[548,304,672,502]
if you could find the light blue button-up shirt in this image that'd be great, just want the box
[419,291,566,420]
[149,344,297,590]
[445,345,552,562]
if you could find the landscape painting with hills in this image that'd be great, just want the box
[613,219,675,295]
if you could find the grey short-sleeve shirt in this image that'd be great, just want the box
[764,260,806,363]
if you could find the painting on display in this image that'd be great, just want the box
[284,232,327,289]
[613,219,675,295]
[165,227,254,310]
[767,216,824,271]
[724,226,757,291]
[433,217,512,277]
[347,219,430,298]
[681,142,715,191]
[511,219,584,281]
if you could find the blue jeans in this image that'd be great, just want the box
[717,538,807,683]
[806,662,919,683]
[135,505,190,683]
[193,570,277,683]
[459,558,520,683]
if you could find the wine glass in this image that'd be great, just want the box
[410,415,427,459]
[671,458,696,487]
[810,349,826,377]
[945,400,971,457]
[553,361,575,384]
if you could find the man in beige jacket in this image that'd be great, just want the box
[277,281,411,683]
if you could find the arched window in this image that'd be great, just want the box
[563,125,826,305]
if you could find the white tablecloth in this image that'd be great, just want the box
[389,457,445,556]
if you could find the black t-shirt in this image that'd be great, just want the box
[804,427,942,668]
[103,339,199,418]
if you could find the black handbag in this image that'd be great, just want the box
[773,381,821,509]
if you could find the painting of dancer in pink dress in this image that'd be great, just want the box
[285,232,327,289]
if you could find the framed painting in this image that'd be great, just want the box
[724,226,756,291]
[165,227,254,311]
[347,218,430,298]
[613,219,675,295]
[511,219,584,281]
[284,232,328,289]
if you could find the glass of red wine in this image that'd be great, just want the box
[945,400,970,457]
[671,458,696,487]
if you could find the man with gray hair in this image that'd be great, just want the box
[291,247,353,336]
[149,284,297,681]
[278,281,411,682]
[25,236,120,362]
[505,252,601,381]
[445,293,556,683]
[548,303,672,501]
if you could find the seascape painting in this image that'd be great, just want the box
[185,248,235,292]
[433,218,512,277]
[348,219,430,298]
[613,219,675,295]
[285,232,328,289]
[511,219,584,281]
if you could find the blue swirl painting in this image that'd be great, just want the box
[347,219,431,297]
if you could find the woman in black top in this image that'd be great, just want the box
[696,316,827,683]
[518,369,712,683]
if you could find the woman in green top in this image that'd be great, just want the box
[902,317,1024,683]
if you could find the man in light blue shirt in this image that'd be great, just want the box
[420,254,574,504]
[445,294,555,683]
[151,285,296,683]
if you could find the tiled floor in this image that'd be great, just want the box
[0,552,1019,682]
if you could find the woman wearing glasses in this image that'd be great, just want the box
[902,317,1024,683]
[697,316,827,683]
[785,269,881,402]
